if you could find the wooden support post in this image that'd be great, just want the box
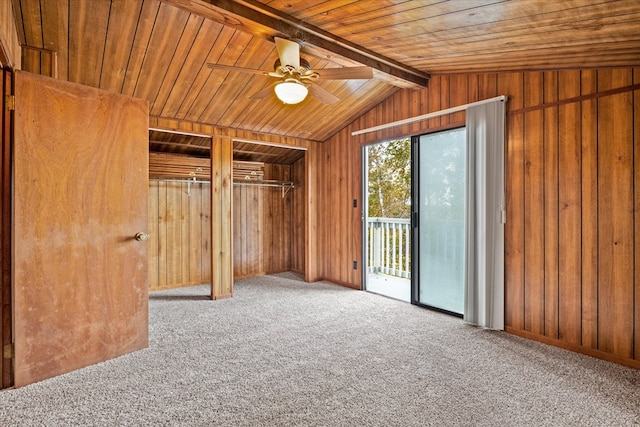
[304,151,319,282]
[210,135,234,299]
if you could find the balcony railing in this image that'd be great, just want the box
[367,217,411,279]
[367,217,465,281]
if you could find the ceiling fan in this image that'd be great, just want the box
[207,37,374,105]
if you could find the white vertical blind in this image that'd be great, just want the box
[463,99,506,329]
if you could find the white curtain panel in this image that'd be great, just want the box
[464,100,506,329]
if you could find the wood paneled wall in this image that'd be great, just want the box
[290,157,305,274]
[151,168,305,288]
[148,181,210,291]
[233,182,264,278]
[233,163,304,278]
[149,117,320,285]
[263,164,292,274]
[320,69,640,368]
[0,1,20,69]
[225,128,320,283]
[318,126,363,289]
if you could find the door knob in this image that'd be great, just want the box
[135,232,149,241]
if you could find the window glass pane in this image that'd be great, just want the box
[418,128,465,314]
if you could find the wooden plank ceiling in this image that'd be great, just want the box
[11,0,640,148]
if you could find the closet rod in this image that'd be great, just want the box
[234,180,297,198]
[150,178,298,189]
[150,178,209,184]
[233,181,296,189]
[150,177,209,196]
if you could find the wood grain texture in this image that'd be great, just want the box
[502,72,525,332]
[99,0,144,94]
[348,128,361,285]
[148,181,160,291]
[232,162,305,278]
[12,71,149,387]
[210,135,234,299]
[148,181,211,291]
[635,67,640,362]
[157,181,168,289]
[597,69,634,359]
[291,157,305,274]
[233,183,264,278]
[166,181,183,287]
[14,0,640,143]
[543,71,559,339]
[557,70,582,345]
[580,69,598,349]
[523,72,545,335]
[149,118,318,285]
[0,0,21,68]
[67,0,111,88]
[320,69,640,368]
[305,143,320,282]
[149,152,210,179]
[1,68,12,389]
[263,164,292,274]
[39,0,68,80]
[229,131,317,284]
[201,182,212,282]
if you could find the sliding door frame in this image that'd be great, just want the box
[361,144,368,291]
[410,130,465,318]
[410,135,419,306]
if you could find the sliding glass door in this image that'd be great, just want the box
[362,140,412,302]
[411,128,466,315]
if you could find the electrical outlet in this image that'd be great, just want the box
[353,199,358,208]
[352,261,357,270]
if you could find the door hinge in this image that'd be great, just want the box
[5,95,15,111]
[3,343,14,359]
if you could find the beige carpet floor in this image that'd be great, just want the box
[0,272,639,426]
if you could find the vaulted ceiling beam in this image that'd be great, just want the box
[161,0,429,89]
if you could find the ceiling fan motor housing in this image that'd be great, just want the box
[274,58,314,77]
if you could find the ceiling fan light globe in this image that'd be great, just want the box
[274,80,308,104]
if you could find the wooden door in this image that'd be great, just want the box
[12,71,149,387]
[1,68,12,389]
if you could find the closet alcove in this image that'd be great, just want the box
[148,130,306,291]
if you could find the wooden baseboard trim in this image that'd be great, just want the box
[320,277,361,290]
[505,327,640,370]
[234,270,306,281]
[149,280,210,292]
[234,271,267,280]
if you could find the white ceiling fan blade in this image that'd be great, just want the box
[275,37,300,69]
